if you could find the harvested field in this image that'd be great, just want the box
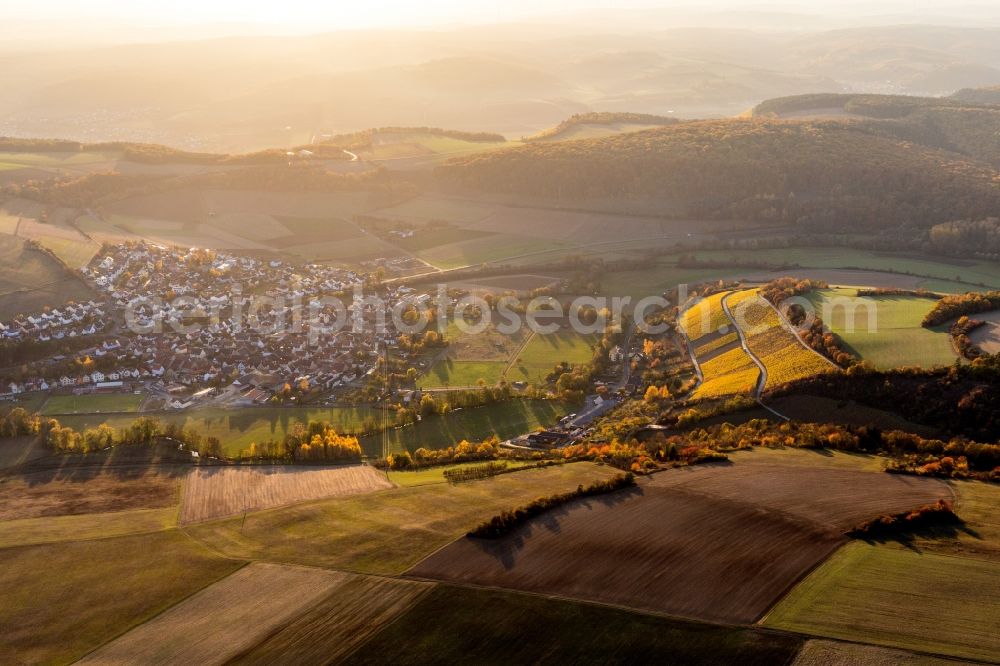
[968,309,1000,354]
[646,459,952,532]
[792,639,955,665]
[0,507,178,548]
[79,563,346,665]
[179,464,392,524]
[409,459,950,623]
[0,530,241,665]
[233,574,432,664]
[185,462,618,575]
[0,468,183,521]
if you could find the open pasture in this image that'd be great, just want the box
[56,405,380,457]
[179,464,392,524]
[0,234,94,320]
[454,273,559,293]
[425,320,528,387]
[0,530,241,665]
[410,457,949,624]
[233,573,432,665]
[425,359,507,387]
[0,467,183,522]
[692,247,1000,290]
[185,461,618,575]
[0,507,179,548]
[764,542,1000,662]
[371,194,498,224]
[506,328,596,384]
[806,288,957,369]
[79,563,348,665]
[414,232,567,270]
[41,392,145,415]
[365,399,573,454]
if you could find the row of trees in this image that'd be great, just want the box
[923,290,1000,327]
[0,407,41,438]
[951,316,988,360]
[680,417,1000,474]
[467,473,636,538]
[239,420,361,462]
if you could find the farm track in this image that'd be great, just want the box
[720,292,787,419]
[763,297,839,370]
[500,328,536,380]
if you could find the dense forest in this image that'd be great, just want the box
[435,118,1000,229]
[766,357,1000,442]
[753,93,1000,169]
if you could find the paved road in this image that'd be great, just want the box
[720,292,788,421]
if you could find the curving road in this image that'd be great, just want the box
[720,292,788,421]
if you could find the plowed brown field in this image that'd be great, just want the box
[409,460,950,624]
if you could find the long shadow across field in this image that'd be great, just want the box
[470,486,646,570]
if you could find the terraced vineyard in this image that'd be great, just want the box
[693,347,760,398]
[730,291,835,391]
[694,332,738,357]
[684,292,760,399]
[680,291,733,342]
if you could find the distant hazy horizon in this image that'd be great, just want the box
[3,0,1000,47]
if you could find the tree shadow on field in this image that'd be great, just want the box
[468,485,645,570]
[852,517,981,553]
[14,439,191,487]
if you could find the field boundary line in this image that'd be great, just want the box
[721,292,788,421]
[674,299,705,389]
[763,296,839,369]
[500,328,536,380]
[319,577,439,664]
[72,553,250,663]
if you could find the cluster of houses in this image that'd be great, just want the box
[0,301,107,342]
[2,241,440,405]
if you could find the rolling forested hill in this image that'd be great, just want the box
[435,118,1000,229]
[752,93,1000,168]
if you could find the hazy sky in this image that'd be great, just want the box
[5,0,991,31]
